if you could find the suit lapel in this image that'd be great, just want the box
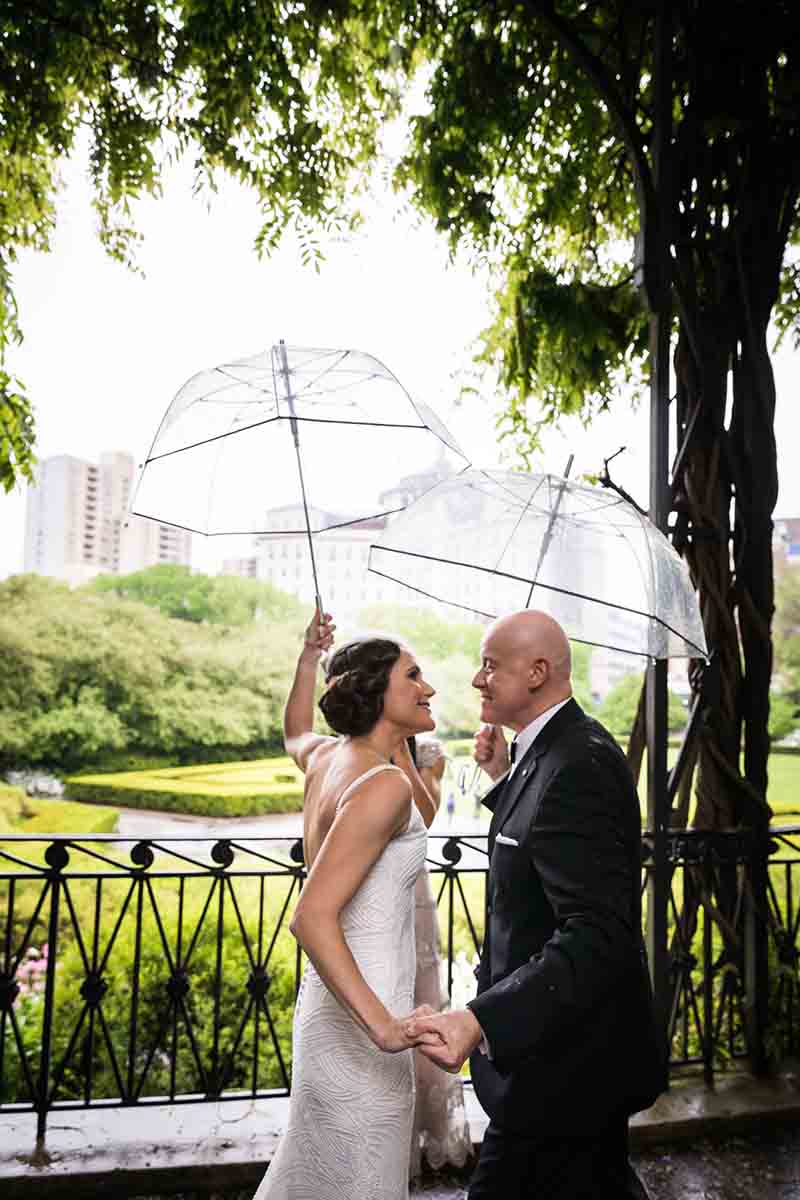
[489,699,585,842]
[489,739,541,844]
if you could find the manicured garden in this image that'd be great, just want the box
[47,741,800,824]
[65,756,305,817]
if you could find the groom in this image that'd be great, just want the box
[407,610,666,1198]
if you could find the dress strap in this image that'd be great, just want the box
[335,764,405,814]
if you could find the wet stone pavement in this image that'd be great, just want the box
[128,1121,800,1200]
[631,1124,800,1200]
[407,1122,800,1199]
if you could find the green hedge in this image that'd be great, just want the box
[65,757,305,817]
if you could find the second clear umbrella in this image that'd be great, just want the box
[368,468,708,659]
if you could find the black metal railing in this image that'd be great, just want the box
[1,827,798,1143]
[640,825,800,1080]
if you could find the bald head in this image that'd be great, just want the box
[489,610,572,684]
[473,609,573,732]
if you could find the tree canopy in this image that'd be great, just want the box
[0,0,401,491]
[87,563,304,626]
[598,671,686,740]
[0,570,492,770]
[0,573,301,769]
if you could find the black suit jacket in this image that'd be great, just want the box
[467,699,667,1134]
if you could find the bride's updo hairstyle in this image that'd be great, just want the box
[319,637,403,737]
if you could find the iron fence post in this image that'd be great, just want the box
[744,826,770,1075]
[642,0,673,1053]
[35,844,66,1150]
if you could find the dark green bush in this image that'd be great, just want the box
[4,881,298,1106]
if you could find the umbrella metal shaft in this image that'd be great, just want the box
[469,456,575,796]
[276,341,323,615]
[526,454,574,606]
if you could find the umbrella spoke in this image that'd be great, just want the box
[132,342,470,585]
[369,468,707,661]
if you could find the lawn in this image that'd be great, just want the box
[765,753,800,821]
[0,781,118,838]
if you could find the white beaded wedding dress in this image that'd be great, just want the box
[254,764,427,1200]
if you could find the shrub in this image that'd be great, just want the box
[64,758,305,817]
[769,693,800,743]
[3,881,299,1106]
[0,574,302,772]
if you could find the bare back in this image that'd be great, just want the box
[302,739,402,867]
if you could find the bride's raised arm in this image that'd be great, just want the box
[283,607,337,772]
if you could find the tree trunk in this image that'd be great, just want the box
[729,208,782,820]
[673,318,752,832]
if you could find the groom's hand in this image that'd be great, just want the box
[403,1009,483,1073]
[394,1004,444,1049]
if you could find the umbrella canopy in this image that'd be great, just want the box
[368,468,708,659]
[131,343,470,607]
[132,344,469,536]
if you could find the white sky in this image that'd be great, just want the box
[1,147,798,581]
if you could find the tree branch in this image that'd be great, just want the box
[525,0,656,215]
[597,446,648,514]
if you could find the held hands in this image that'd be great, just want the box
[377,1005,443,1053]
[473,723,509,782]
[301,607,335,664]
[402,1009,483,1073]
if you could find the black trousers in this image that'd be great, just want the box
[468,1116,650,1200]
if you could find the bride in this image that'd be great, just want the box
[253,610,441,1200]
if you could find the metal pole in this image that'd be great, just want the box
[276,340,324,615]
[644,0,672,1044]
[526,454,575,605]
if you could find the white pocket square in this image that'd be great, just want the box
[495,833,519,846]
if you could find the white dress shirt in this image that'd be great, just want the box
[507,696,572,777]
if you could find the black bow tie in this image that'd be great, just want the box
[509,738,519,766]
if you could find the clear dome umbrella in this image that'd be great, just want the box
[368,468,708,660]
[130,342,470,610]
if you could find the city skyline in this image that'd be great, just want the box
[23,449,192,585]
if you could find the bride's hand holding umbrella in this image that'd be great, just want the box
[285,607,336,771]
[301,607,336,663]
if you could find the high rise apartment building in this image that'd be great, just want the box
[24,451,191,585]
